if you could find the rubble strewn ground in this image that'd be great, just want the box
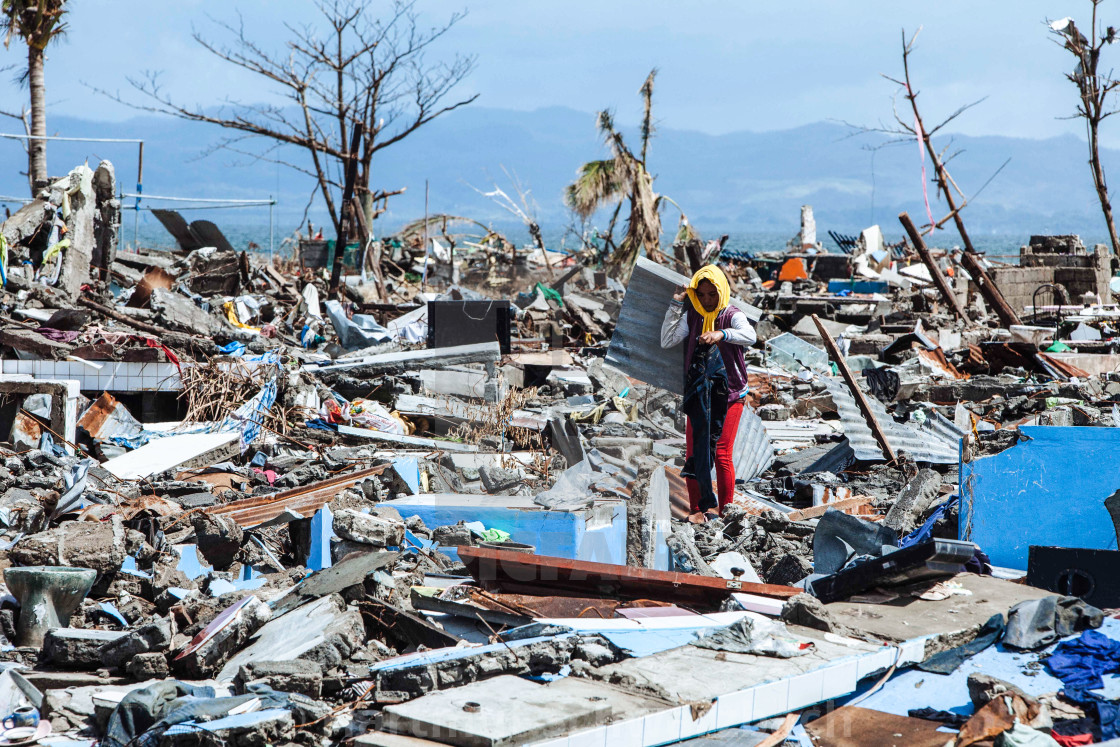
[1,178,1119,744]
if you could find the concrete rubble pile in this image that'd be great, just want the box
[0,179,1115,744]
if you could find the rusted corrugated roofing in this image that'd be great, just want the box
[206,464,388,527]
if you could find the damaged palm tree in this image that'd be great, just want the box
[1,0,67,194]
[1049,4,1120,256]
[567,70,686,280]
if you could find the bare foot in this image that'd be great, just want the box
[687,512,707,524]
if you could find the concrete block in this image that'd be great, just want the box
[0,375,80,455]
[333,509,404,547]
[382,675,613,746]
[43,627,128,668]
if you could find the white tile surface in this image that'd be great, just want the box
[640,706,683,746]
[566,725,606,747]
[787,670,824,711]
[751,680,790,721]
[677,700,719,740]
[715,687,755,729]
[820,658,860,700]
[601,717,645,747]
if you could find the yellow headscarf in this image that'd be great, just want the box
[686,264,731,334]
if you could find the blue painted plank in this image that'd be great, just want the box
[307,505,334,571]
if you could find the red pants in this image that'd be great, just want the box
[684,399,744,513]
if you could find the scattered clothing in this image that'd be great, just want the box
[1048,630,1120,691]
[681,343,729,513]
[863,366,901,401]
[919,614,1006,675]
[812,508,898,577]
[908,708,970,727]
[684,399,743,513]
[1052,718,1095,746]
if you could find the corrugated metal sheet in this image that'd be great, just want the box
[774,438,856,475]
[733,405,775,481]
[606,257,762,395]
[821,378,959,463]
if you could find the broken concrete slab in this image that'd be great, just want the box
[217,593,366,681]
[100,618,173,669]
[820,573,1051,651]
[337,424,482,452]
[234,660,323,699]
[883,469,942,535]
[11,513,127,573]
[306,341,501,376]
[333,509,405,547]
[420,367,505,402]
[43,627,129,668]
[173,594,272,679]
[382,674,613,746]
[149,287,219,336]
[58,164,96,300]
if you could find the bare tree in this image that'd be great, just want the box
[95,0,476,233]
[1050,4,1120,255]
[2,0,67,194]
[470,167,554,279]
[845,28,1020,327]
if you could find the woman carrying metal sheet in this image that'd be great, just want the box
[660,265,756,524]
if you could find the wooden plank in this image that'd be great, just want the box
[959,249,1021,328]
[811,314,897,462]
[457,546,801,609]
[898,211,969,322]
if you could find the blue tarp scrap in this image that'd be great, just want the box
[217,341,246,356]
[899,496,958,548]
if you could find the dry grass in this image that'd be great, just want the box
[451,385,544,451]
[178,357,292,435]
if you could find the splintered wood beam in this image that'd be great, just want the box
[898,211,970,323]
[811,314,897,462]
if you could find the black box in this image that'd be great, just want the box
[427,300,512,355]
[1028,546,1120,608]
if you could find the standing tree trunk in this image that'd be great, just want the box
[27,43,47,193]
[1049,7,1120,257]
[1088,117,1120,255]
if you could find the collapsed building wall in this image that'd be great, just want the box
[989,235,1112,314]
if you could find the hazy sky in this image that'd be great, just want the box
[0,0,1109,140]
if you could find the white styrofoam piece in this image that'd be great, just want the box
[102,431,239,480]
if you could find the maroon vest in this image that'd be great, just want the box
[685,306,749,403]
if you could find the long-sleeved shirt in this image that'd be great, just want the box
[661,300,757,349]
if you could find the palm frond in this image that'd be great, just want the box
[565,159,622,218]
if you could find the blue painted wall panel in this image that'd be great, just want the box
[387,502,627,565]
[960,426,1120,569]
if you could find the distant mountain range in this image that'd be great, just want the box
[1,105,1117,244]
